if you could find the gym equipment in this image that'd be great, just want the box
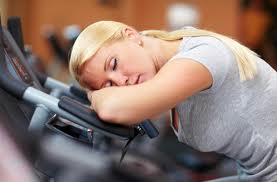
[0,16,163,181]
[5,16,159,141]
[4,16,233,181]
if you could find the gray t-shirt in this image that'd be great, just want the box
[170,36,277,181]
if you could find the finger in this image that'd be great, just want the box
[87,91,93,102]
[86,92,90,100]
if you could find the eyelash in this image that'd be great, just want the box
[112,58,117,71]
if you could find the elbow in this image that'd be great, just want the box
[97,107,120,124]
[96,100,130,125]
[97,108,133,126]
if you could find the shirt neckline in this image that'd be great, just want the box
[170,108,180,136]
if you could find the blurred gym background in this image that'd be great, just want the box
[1,0,276,82]
[0,0,276,181]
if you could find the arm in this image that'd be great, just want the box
[89,58,212,125]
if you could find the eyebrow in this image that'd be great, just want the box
[100,54,111,89]
[104,55,110,72]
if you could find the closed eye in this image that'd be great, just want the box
[111,57,118,71]
[104,58,118,88]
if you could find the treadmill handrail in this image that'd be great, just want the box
[58,96,135,138]
[0,30,28,98]
[59,96,159,139]
[1,23,158,140]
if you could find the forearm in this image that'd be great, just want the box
[90,59,212,125]
[92,82,176,125]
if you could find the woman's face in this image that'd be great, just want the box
[80,36,157,90]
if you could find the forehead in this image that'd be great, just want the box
[80,40,131,90]
[79,42,116,90]
[91,40,122,61]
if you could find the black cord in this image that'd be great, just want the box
[119,132,139,164]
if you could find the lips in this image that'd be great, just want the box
[135,75,140,84]
[128,75,141,85]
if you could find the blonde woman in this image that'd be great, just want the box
[69,21,277,181]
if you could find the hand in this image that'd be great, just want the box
[87,90,93,103]
[87,87,119,112]
[87,90,97,110]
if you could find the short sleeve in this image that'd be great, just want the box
[171,36,232,94]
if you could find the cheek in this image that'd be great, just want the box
[80,75,94,90]
[135,49,152,66]
[120,46,156,78]
[124,54,153,73]
[81,70,102,90]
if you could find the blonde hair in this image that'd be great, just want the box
[141,29,258,81]
[69,21,257,86]
[69,21,128,84]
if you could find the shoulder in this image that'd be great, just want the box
[171,36,235,93]
[181,36,229,53]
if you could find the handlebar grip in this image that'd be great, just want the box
[69,85,88,101]
[58,96,135,139]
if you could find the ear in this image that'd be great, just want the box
[121,27,141,44]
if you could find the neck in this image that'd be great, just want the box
[142,36,182,71]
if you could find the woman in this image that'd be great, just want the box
[69,21,277,181]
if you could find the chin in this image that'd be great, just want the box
[139,74,152,84]
[138,74,145,84]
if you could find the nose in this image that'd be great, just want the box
[110,73,129,86]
